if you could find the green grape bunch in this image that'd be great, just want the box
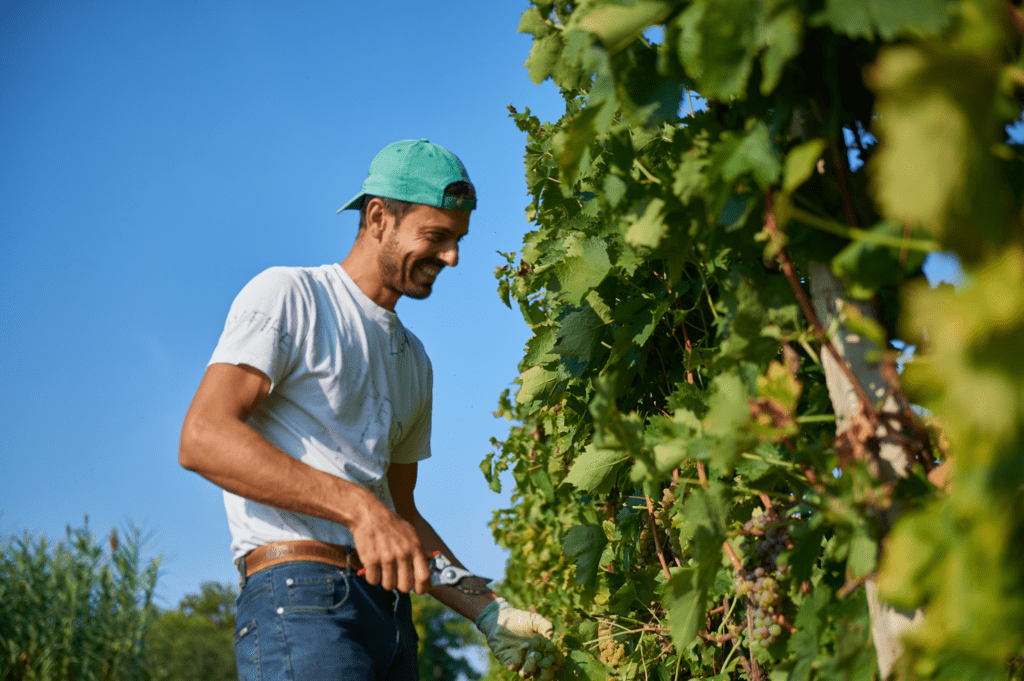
[597,620,627,668]
[743,507,789,572]
[520,633,564,680]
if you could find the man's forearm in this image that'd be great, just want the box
[180,412,377,528]
[404,510,498,621]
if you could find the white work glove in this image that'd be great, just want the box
[475,597,560,679]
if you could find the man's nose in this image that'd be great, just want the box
[439,243,459,267]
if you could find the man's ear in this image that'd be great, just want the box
[363,197,392,241]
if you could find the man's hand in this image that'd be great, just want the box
[349,492,431,595]
[476,598,560,680]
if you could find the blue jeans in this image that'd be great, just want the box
[234,560,419,680]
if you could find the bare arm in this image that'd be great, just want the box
[389,462,498,621]
[179,362,430,594]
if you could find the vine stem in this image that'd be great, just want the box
[764,190,882,427]
[644,492,673,581]
[723,539,744,573]
[746,605,764,681]
[681,320,695,385]
[838,571,875,598]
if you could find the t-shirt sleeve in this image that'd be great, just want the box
[391,360,432,464]
[208,267,307,390]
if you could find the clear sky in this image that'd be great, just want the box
[1,0,567,608]
[0,1,969,612]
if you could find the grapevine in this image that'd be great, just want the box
[482,1,1024,680]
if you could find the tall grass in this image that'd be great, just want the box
[0,518,160,681]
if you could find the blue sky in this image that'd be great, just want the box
[1,0,567,608]
[0,1,966,612]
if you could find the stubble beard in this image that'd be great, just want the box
[379,235,433,300]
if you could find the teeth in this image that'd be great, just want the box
[422,266,439,276]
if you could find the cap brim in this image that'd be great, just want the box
[336,192,364,214]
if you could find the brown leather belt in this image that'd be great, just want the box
[241,540,362,577]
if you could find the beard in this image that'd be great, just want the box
[378,237,442,301]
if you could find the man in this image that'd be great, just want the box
[179,139,554,680]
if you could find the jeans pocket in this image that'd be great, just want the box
[283,567,350,614]
[234,618,261,681]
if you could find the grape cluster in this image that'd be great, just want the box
[523,634,563,680]
[597,621,626,668]
[636,482,684,566]
[636,523,657,565]
[659,483,683,555]
[742,507,789,571]
[732,508,793,647]
[735,567,785,646]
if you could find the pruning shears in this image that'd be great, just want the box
[357,551,493,595]
[428,551,493,595]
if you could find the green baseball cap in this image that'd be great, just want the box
[337,139,476,213]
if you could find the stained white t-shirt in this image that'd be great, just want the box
[208,263,433,559]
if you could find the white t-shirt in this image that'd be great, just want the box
[208,263,433,559]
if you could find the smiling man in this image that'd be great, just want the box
[179,140,553,680]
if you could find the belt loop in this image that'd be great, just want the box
[237,554,247,590]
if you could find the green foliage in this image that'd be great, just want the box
[412,594,485,681]
[0,519,160,681]
[144,583,236,681]
[488,1,1024,679]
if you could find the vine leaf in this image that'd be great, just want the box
[693,0,763,99]
[525,33,564,85]
[867,41,1009,264]
[788,586,830,678]
[811,0,953,40]
[831,220,929,299]
[553,235,612,306]
[562,525,608,587]
[783,138,827,193]
[710,121,781,189]
[564,444,624,493]
[572,1,673,55]
[760,5,804,95]
[517,365,559,406]
[663,569,703,651]
[846,526,878,578]
[625,198,668,252]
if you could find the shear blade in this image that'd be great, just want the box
[454,576,493,595]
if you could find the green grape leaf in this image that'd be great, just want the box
[778,524,827,585]
[711,121,781,189]
[847,526,878,578]
[625,198,668,252]
[694,0,763,99]
[831,220,929,299]
[552,104,603,186]
[783,138,827,193]
[523,324,559,367]
[664,572,703,651]
[564,444,625,492]
[788,586,830,678]
[760,6,803,95]
[517,365,559,406]
[867,43,1009,263]
[518,7,551,37]
[553,235,612,306]
[562,525,608,587]
[525,33,563,85]
[554,304,603,360]
[812,0,953,40]
[572,1,673,55]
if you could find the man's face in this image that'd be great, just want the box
[377,203,471,301]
